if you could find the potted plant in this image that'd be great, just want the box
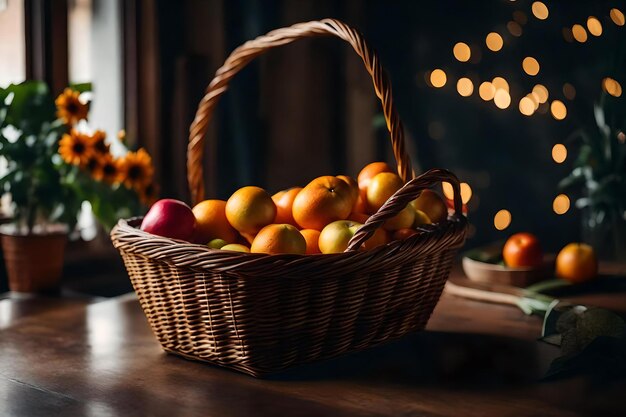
[559,93,626,260]
[0,81,157,292]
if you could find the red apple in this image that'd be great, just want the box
[140,199,196,241]
[502,232,543,268]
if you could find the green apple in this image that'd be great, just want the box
[318,220,362,254]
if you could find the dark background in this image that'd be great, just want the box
[126,0,624,252]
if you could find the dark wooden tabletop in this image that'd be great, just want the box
[1,269,625,417]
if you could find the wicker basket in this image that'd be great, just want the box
[111,19,467,377]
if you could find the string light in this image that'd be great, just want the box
[485,32,503,52]
[519,97,535,116]
[602,78,622,97]
[563,83,576,100]
[494,210,512,230]
[513,11,528,25]
[553,194,570,215]
[457,77,474,97]
[507,21,523,37]
[586,17,602,36]
[522,57,540,76]
[550,100,567,120]
[428,121,446,140]
[531,2,549,20]
[460,183,472,204]
[430,69,447,88]
[453,42,471,62]
[479,82,496,101]
[492,77,509,92]
[442,182,454,200]
[494,89,511,109]
[610,8,625,26]
[552,144,567,163]
[532,84,549,103]
[527,93,540,110]
[572,24,588,43]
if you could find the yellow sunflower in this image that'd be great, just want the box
[117,148,155,190]
[83,154,102,176]
[55,88,88,125]
[88,130,110,155]
[59,129,93,166]
[139,182,160,206]
[91,153,121,184]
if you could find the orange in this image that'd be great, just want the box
[337,175,359,205]
[300,229,321,254]
[383,204,415,231]
[348,212,369,223]
[555,243,598,283]
[361,227,389,250]
[366,172,404,212]
[392,228,419,241]
[240,232,256,245]
[192,199,238,244]
[411,189,448,223]
[292,176,353,230]
[413,208,432,226]
[352,193,369,214]
[226,186,276,234]
[250,224,306,255]
[357,162,394,198]
[272,187,302,226]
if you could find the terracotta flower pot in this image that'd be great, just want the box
[1,232,68,292]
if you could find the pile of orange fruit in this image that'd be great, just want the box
[142,162,449,255]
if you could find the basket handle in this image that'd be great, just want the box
[346,168,463,252]
[187,18,412,205]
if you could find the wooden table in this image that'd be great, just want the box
[0,271,625,417]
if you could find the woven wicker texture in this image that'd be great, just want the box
[111,19,467,377]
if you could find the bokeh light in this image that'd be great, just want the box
[430,69,447,88]
[494,210,512,230]
[479,82,496,101]
[602,78,623,97]
[513,11,528,25]
[507,21,523,37]
[550,100,567,120]
[553,194,570,215]
[485,32,503,52]
[428,121,446,140]
[492,77,509,92]
[531,2,549,20]
[494,89,511,109]
[527,93,540,110]
[562,27,574,42]
[610,8,625,26]
[442,182,454,200]
[522,57,540,76]
[586,16,602,36]
[460,183,472,204]
[519,97,535,116]
[572,24,588,43]
[552,144,567,163]
[563,83,576,100]
[457,77,474,97]
[532,84,549,103]
[453,42,471,62]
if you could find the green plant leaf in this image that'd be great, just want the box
[69,82,92,93]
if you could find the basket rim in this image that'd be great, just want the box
[111,215,467,278]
